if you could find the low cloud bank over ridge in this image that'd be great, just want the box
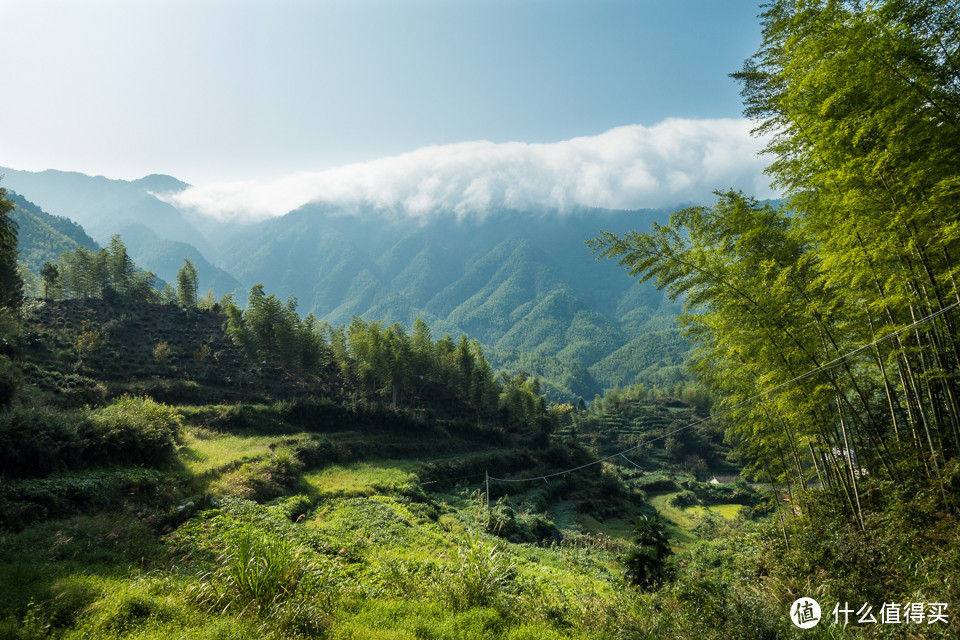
[163,118,774,222]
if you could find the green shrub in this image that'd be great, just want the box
[484,496,559,544]
[89,394,183,463]
[0,396,181,479]
[440,534,517,611]
[669,489,699,508]
[272,494,313,522]
[623,515,672,589]
[210,447,305,502]
[636,474,679,493]
[678,478,762,507]
[0,405,85,477]
[0,470,169,530]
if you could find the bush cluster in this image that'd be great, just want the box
[0,395,182,478]
[0,468,169,530]
[485,496,559,544]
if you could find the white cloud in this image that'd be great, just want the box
[161,118,774,222]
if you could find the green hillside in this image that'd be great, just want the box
[3,290,956,640]
[115,223,243,299]
[1,169,695,400]
[0,289,753,639]
[588,329,689,390]
[7,191,99,272]
[217,207,689,400]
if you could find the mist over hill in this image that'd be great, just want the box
[2,167,690,400]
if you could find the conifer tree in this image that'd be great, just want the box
[106,234,135,296]
[40,262,59,300]
[176,258,199,307]
[160,283,177,305]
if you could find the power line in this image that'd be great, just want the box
[488,300,960,485]
[619,453,654,470]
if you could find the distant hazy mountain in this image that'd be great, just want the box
[2,167,690,400]
[0,168,236,297]
[216,204,687,399]
[114,223,242,299]
[0,168,207,253]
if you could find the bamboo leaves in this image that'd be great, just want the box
[595,0,960,520]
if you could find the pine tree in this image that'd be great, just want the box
[106,234,135,297]
[176,258,199,307]
[40,262,59,300]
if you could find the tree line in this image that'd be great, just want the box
[223,285,555,432]
[23,235,202,309]
[0,202,555,432]
[591,0,960,528]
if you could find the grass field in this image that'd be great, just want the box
[644,493,743,549]
[179,428,285,475]
[303,460,423,498]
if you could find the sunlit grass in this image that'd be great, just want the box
[577,514,635,540]
[303,460,422,498]
[686,503,744,520]
[179,428,284,475]
[647,493,744,549]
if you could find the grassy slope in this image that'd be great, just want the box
[0,402,632,639]
[8,299,954,639]
[0,395,776,640]
[1,299,641,638]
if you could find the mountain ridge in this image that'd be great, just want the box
[3,167,690,400]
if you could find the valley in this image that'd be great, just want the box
[1,169,690,401]
[3,1,960,637]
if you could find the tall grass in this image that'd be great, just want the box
[194,525,302,612]
[303,460,421,498]
[440,534,517,611]
[190,523,333,635]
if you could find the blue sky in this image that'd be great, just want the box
[1,0,771,216]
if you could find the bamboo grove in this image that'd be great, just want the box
[590,0,960,528]
[27,234,202,308]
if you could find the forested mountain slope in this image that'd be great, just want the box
[0,169,197,248]
[2,169,691,400]
[0,171,236,298]
[215,205,688,399]
[7,191,99,271]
